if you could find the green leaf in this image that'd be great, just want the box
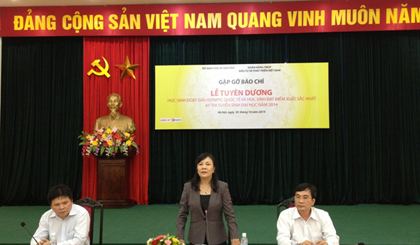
[100,146,105,155]
[88,146,95,154]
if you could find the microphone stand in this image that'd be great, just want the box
[20,222,40,245]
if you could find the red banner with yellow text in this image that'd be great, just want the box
[1,0,420,37]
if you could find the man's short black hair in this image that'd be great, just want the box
[47,184,73,205]
[294,183,317,199]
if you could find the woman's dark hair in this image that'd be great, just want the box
[47,184,73,205]
[191,153,219,192]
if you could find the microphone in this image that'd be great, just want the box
[21,222,40,245]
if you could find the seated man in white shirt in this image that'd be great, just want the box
[31,184,90,245]
[276,183,339,245]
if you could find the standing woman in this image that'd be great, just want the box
[176,153,240,245]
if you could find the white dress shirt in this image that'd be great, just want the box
[31,204,90,245]
[277,207,339,245]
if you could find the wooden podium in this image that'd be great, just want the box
[96,149,136,208]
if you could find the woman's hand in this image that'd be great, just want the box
[231,239,240,245]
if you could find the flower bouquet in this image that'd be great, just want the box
[79,126,138,157]
[146,234,180,245]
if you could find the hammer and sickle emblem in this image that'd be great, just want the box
[87,57,111,78]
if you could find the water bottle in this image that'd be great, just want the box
[50,232,57,245]
[241,233,248,245]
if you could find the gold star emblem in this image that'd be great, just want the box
[116,56,140,80]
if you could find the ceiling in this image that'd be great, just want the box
[1,0,307,7]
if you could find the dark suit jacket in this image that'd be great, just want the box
[176,181,239,245]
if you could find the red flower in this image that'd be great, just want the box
[152,240,159,245]
[114,133,122,140]
[103,141,108,147]
[155,235,164,240]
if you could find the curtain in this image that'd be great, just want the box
[148,32,420,205]
[82,37,150,204]
[341,32,420,204]
[0,37,83,205]
[0,37,2,125]
[1,31,420,206]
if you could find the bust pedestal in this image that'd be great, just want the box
[96,149,136,208]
